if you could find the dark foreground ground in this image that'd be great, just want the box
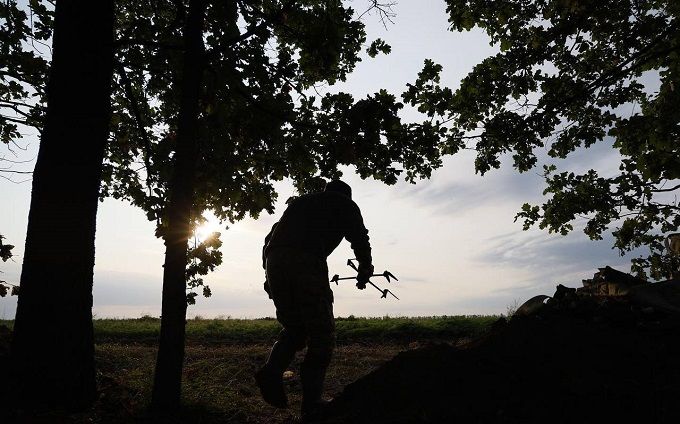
[3,304,680,424]
[318,295,680,424]
[0,316,493,423]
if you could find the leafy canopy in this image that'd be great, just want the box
[0,1,49,294]
[0,0,51,144]
[1,0,445,304]
[405,0,680,279]
[0,0,51,184]
[105,0,445,302]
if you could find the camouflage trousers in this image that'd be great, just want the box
[265,248,336,368]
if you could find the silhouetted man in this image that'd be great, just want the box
[256,180,373,420]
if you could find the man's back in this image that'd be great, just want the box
[265,191,371,262]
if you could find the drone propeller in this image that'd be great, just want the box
[381,289,399,300]
[339,258,401,300]
[382,271,398,283]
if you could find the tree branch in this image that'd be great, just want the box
[0,169,32,174]
[204,20,269,61]
[114,63,160,222]
[0,114,28,125]
[358,1,396,29]
[0,173,31,184]
[0,70,41,89]
[542,22,679,113]
[651,183,680,193]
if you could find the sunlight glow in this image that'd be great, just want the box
[194,214,225,242]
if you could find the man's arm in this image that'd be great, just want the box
[262,222,278,270]
[262,223,278,298]
[343,202,373,289]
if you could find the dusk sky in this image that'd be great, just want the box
[0,0,640,319]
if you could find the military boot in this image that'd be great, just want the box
[255,341,297,408]
[300,361,331,422]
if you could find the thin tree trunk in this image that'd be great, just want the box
[11,0,114,412]
[151,0,207,412]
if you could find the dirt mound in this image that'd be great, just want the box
[319,293,680,423]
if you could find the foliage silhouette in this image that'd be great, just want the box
[107,0,454,411]
[406,0,680,279]
[1,0,450,413]
[0,0,50,145]
[0,234,17,297]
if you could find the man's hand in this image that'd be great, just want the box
[356,264,374,290]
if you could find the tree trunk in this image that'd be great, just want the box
[10,0,114,412]
[151,0,207,413]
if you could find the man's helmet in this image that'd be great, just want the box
[325,180,352,199]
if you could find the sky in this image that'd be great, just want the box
[0,0,641,319]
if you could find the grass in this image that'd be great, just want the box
[2,315,496,344]
[93,343,408,423]
[1,316,497,423]
[101,315,497,344]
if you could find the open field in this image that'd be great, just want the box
[2,315,497,344]
[1,316,497,423]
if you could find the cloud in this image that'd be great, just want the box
[479,230,615,269]
[473,227,643,299]
[393,133,624,219]
[396,167,544,216]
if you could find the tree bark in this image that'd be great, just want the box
[151,0,207,412]
[11,0,114,411]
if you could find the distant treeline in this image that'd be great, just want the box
[1,315,498,345]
